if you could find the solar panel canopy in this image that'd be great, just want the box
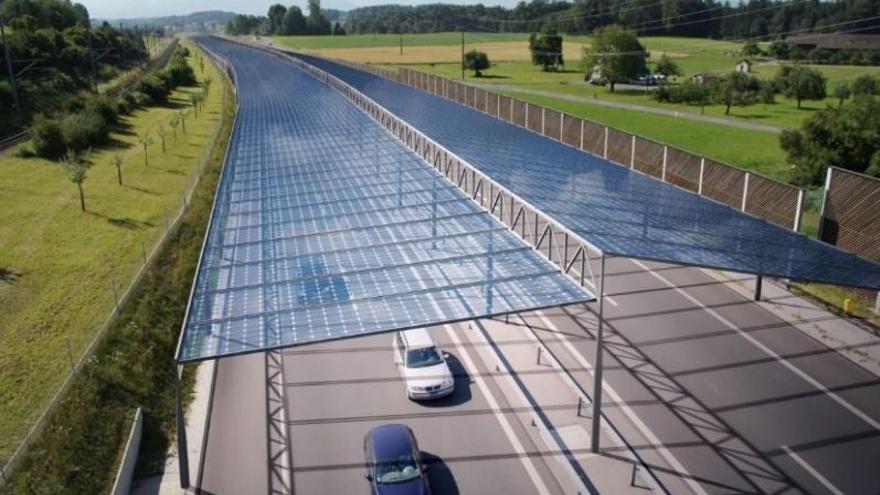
[291,52,880,290]
[176,38,593,363]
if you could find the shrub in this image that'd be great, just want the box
[31,115,67,160]
[136,74,171,103]
[164,51,197,87]
[130,90,153,107]
[62,111,108,152]
[84,95,120,127]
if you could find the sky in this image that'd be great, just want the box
[80,0,518,20]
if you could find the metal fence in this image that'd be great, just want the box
[820,167,880,306]
[0,44,234,487]
[395,67,805,232]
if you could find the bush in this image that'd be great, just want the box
[61,110,108,152]
[163,50,197,88]
[84,95,120,127]
[31,115,67,160]
[136,74,171,103]
[130,90,154,107]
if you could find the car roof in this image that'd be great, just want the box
[368,424,416,461]
[400,328,434,349]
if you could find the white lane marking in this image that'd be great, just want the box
[782,446,844,495]
[630,258,880,431]
[468,320,596,495]
[531,312,708,495]
[441,324,553,495]
[581,277,619,307]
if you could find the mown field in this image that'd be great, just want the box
[500,90,788,180]
[0,42,224,461]
[272,32,879,130]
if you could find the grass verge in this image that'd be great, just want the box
[0,43,234,494]
[0,41,222,468]
[496,90,788,180]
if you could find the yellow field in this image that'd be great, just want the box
[304,41,587,65]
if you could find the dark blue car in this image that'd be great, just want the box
[364,424,431,495]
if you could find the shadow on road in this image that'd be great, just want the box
[422,452,460,495]
[417,353,472,407]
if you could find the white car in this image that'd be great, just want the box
[394,329,455,400]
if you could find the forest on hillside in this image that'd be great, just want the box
[341,0,879,39]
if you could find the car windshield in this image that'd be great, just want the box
[375,453,422,484]
[406,346,443,368]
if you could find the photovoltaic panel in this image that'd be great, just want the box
[176,39,593,363]
[290,52,880,290]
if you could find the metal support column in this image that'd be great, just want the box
[590,254,607,453]
[754,275,763,301]
[175,363,191,488]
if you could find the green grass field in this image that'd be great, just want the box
[271,32,878,130]
[402,58,879,129]
[272,31,526,49]
[498,90,789,180]
[0,42,224,460]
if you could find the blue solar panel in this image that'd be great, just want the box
[176,38,593,363]
[289,52,880,290]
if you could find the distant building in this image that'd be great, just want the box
[692,73,719,85]
[786,33,880,52]
[735,59,752,73]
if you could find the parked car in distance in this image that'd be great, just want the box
[364,424,431,495]
[394,329,454,400]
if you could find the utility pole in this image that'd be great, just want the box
[399,32,403,56]
[460,31,465,80]
[0,18,23,127]
[86,26,98,93]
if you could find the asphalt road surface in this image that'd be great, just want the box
[199,325,575,495]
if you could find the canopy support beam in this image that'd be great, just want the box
[754,275,763,301]
[590,253,607,453]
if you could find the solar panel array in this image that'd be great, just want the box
[176,38,593,363]
[292,52,880,290]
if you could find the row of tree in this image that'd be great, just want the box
[30,45,197,161]
[341,0,879,38]
[225,1,344,36]
[0,0,153,135]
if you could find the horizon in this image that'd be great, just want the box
[80,0,520,21]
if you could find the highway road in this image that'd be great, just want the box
[194,38,880,495]
[199,325,579,495]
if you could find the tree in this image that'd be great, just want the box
[529,30,564,72]
[307,0,331,35]
[654,53,681,78]
[61,150,91,212]
[780,96,880,185]
[157,124,167,152]
[712,72,760,115]
[741,42,762,57]
[851,75,878,96]
[463,50,490,77]
[332,22,346,35]
[138,131,153,167]
[582,25,648,92]
[112,154,124,185]
[775,65,826,109]
[170,115,180,139]
[282,6,307,35]
[178,110,188,134]
[267,4,287,35]
[833,83,851,107]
